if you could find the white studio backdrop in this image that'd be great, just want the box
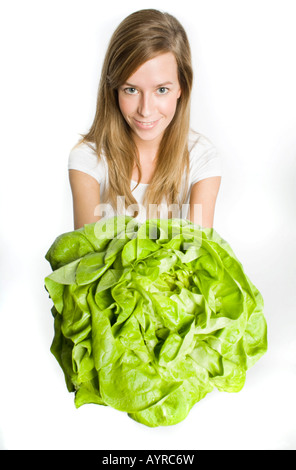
[0,0,295,450]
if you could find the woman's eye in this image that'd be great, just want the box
[157,87,169,95]
[124,87,138,95]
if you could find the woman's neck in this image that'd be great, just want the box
[133,133,161,162]
[131,138,160,183]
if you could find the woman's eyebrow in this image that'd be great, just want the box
[123,81,174,88]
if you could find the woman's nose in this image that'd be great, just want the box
[137,92,154,118]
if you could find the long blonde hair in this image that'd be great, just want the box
[80,9,193,217]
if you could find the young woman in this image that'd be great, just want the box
[68,9,222,230]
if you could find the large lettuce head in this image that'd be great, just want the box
[45,216,267,427]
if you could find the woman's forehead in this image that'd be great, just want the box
[124,52,179,87]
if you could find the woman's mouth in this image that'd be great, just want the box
[133,118,161,130]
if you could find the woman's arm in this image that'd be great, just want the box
[69,169,101,229]
[187,176,221,228]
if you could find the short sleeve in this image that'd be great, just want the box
[189,131,222,185]
[68,142,107,186]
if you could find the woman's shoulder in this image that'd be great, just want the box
[68,139,107,184]
[188,129,222,183]
[188,129,217,156]
[69,139,97,159]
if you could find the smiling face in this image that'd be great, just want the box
[118,52,182,150]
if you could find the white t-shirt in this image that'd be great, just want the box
[68,129,222,222]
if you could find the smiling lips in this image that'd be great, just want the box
[133,118,161,129]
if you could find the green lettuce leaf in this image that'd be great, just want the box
[45,217,267,427]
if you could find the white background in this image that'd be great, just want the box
[0,0,295,450]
